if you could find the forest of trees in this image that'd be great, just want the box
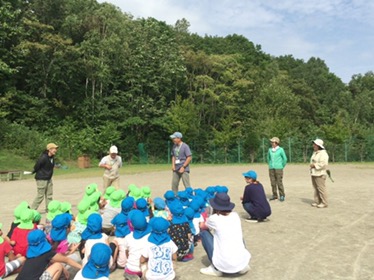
[1,0,373,163]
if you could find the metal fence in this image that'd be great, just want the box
[138,136,374,164]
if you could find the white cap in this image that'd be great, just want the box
[109,145,118,154]
[313,139,324,149]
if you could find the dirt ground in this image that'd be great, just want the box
[1,164,373,280]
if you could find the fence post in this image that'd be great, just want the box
[167,141,170,164]
[344,142,348,162]
[288,137,292,163]
[262,138,265,163]
[238,140,241,163]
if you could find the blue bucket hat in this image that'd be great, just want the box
[50,213,72,242]
[82,243,111,279]
[111,213,130,238]
[164,190,176,202]
[121,197,135,216]
[81,213,103,240]
[148,217,171,246]
[153,197,166,210]
[189,199,202,218]
[215,185,229,194]
[136,198,150,217]
[129,210,151,239]
[205,186,216,199]
[169,201,188,225]
[27,230,52,258]
[177,191,190,207]
[184,207,196,235]
[242,170,257,180]
[185,187,194,199]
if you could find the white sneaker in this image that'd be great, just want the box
[317,203,328,208]
[311,202,318,207]
[238,265,250,275]
[200,265,223,277]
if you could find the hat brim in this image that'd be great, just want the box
[313,141,325,149]
[209,198,235,211]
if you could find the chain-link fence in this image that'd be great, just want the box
[138,135,374,164]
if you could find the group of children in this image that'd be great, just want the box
[1,183,229,280]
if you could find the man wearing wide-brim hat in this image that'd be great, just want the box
[31,143,59,211]
[310,139,329,208]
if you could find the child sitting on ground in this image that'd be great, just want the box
[152,197,170,220]
[110,212,131,269]
[16,229,82,280]
[0,222,25,278]
[123,210,152,279]
[10,208,36,257]
[101,190,122,235]
[168,202,192,261]
[140,217,178,280]
[73,243,112,280]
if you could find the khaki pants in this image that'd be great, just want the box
[171,171,191,193]
[269,169,285,197]
[103,176,120,190]
[311,175,328,205]
[31,180,53,211]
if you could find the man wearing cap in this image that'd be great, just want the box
[31,143,58,211]
[267,137,288,201]
[310,139,329,208]
[99,145,122,190]
[170,132,192,193]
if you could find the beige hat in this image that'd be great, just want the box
[109,145,118,154]
[313,139,325,149]
[270,137,280,144]
[46,143,59,150]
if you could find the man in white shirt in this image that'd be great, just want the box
[99,145,122,190]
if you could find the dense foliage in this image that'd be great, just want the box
[1,0,373,163]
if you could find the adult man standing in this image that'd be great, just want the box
[31,143,58,211]
[267,137,288,202]
[99,145,122,190]
[170,132,192,193]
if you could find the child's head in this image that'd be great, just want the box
[13,201,29,224]
[27,229,52,258]
[164,190,176,202]
[32,210,41,224]
[82,243,111,279]
[184,207,195,221]
[104,186,116,200]
[19,208,34,229]
[215,185,229,194]
[121,197,135,216]
[109,190,123,208]
[47,200,62,221]
[60,202,72,214]
[148,217,171,246]
[81,213,102,240]
[112,214,130,238]
[50,213,73,242]
[129,187,142,201]
[177,191,190,207]
[169,201,188,225]
[205,186,217,200]
[141,186,151,199]
[85,183,98,197]
[136,198,150,217]
[153,197,166,210]
[129,209,151,239]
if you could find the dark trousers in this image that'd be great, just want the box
[269,169,285,197]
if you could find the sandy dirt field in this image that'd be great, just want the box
[1,164,373,280]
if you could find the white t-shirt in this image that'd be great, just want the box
[123,232,151,272]
[73,270,108,280]
[114,237,127,268]
[207,212,251,273]
[82,234,109,266]
[192,215,204,235]
[101,204,121,228]
[142,240,178,280]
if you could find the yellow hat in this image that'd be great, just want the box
[46,143,59,150]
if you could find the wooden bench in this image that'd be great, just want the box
[0,170,23,181]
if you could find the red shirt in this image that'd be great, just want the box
[11,227,33,256]
[0,241,13,276]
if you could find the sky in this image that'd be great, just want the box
[98,0,374,83]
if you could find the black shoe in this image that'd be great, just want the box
[269,196,278,201]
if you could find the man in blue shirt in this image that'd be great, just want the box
[170,132,192,193]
